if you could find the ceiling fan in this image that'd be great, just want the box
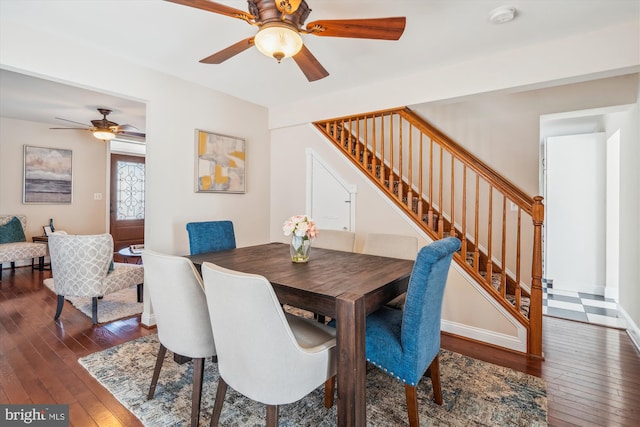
[166,0,406,81]
[50,108,145,142]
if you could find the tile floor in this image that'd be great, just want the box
[543,285,626,329]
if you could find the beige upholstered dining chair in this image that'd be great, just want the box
[201,262,337,427]
[363,232,419,309]
[142,250,216,427]
[48,233,143,324]
[312,229,356,252]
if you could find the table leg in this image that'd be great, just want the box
[336,292,367,427]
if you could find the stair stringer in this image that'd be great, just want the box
[312,124,528,353]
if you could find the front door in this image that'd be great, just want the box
[110,154,145,251]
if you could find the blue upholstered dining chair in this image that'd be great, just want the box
[185,220,236,255]
[365,237,460,427]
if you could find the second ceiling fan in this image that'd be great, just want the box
[166,0,406,81]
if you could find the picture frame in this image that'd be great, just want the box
[195,129,246,193]
[23,145,73,204]
[43,226,53,236]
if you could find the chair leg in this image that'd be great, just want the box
[54,295,65,320]
[136,283,143,303]
[210,377,228,427]
[265,405,279,427]
[148,344,167,400]
[190,358,205,427]
[405,384,419,427]
[324,376,335,408]
[428,355,443,405]
[91,297,98,324]
[39,256,45,271]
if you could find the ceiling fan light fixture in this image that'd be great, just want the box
[93,128,116,142]
[254,23,303,63]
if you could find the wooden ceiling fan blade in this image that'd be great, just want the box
[164,0,254,21]
[50,127,89,130]
[293,45,329,82]
[200,37,255,64]
[306,17,406,40]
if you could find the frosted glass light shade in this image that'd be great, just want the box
[254,24,303,62]
[93,129,116,141]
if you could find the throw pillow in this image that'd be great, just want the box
[0,216,27,244]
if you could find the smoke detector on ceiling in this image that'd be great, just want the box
[489,6,517,24]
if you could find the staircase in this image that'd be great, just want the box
[314,107,544,358]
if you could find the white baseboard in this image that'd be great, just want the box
[141,311,156,328]
[617,305,640,353]
[442,319,527,353]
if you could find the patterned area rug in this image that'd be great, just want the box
[43,278,142,323]
[78,334,547,426]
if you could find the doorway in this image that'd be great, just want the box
[306,149,356,231]
[110,153,145,251]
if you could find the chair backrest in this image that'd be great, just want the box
[141,250,215,358]
[401,237,461,373]
[186,220,236,255]
[313,229,355,252]
[362,233,419,260]
[48,233,113,297]
[201,261,329,404]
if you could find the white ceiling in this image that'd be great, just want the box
[1,0,638,133]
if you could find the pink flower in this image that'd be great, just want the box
[282,215,318,240]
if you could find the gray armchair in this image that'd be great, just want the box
[48,233,143,324]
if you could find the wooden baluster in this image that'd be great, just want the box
[428,137,434,230]
[461,165,467,257]
[363,116,368,170]
[372,115,378,180]
[417,132,424,220]
[473,175,480,273]
[450,155,456,237]
[407,123,413,211]
[398,116,403,201]
[388,114,394,194]
[355,116,361,163]
[515,206,522,317]
[529,196,544,357]
[380,114,385,184]
[438,144,444,238]
[486,186,493,289]
[501,196,507,298]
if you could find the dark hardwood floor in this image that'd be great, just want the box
[1,266,639,426]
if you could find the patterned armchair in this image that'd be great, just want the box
[48,233,144,324]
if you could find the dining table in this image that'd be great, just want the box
[186,242,414,427]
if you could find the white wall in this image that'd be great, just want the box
[605,96,640,347]
[1,118,109,262]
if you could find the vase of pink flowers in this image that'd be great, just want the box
[283,215,318,263]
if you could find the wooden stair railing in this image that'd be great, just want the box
[314,107,544,358]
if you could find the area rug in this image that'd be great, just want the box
[78,334,547,426]
[43,278,142,323]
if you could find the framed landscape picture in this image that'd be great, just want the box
[195,129,246,193]
[23,145,73,204]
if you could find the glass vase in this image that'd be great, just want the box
[290,235,311,263]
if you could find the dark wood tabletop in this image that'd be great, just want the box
[187,242,415,426]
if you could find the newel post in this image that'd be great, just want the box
[529,196,544,358]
